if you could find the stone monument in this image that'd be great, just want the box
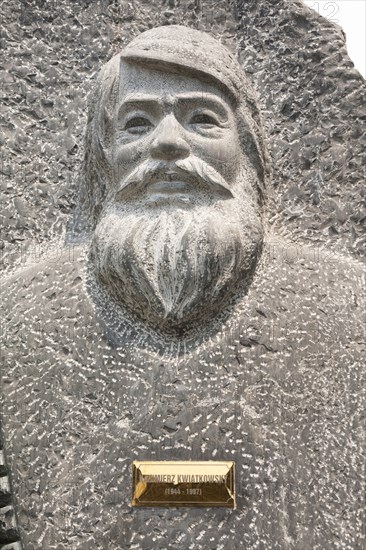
[1,7,364,550]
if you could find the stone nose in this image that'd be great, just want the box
[150,114,190,161]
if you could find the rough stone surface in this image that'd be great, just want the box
[0,1,365,550]
[1,243,365,549]
[0,0,365,273]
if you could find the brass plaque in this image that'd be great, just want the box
[132,461,235,508]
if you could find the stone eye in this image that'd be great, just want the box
[124,116,152,134]
[190,113,218,126]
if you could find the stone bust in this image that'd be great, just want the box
[1,25,364,550]
[75,25,269,339]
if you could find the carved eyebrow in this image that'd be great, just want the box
[118,93,231,117]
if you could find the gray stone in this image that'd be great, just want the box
[79,25,268,336]
[1,241,364,549]
[1,5,365,550]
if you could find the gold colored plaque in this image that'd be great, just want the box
[132,461,235,508]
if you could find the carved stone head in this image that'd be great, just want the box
[78,26,270,336]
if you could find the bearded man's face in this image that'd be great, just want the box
[89,62,264,336]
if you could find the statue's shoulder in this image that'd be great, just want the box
[263,237,364,284]
[1,244,88,314]
[254,239,365,348]
[0,244,99,366]
[260,237,365,313]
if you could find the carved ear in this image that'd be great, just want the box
[101,105,114,146]
[236,116,267,203]
[94,69,119,153]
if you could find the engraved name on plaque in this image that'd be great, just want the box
[132,461,236,508]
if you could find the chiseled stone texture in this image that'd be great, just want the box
[0,0,365,273]
[1,242,365,549]
[1,1,365,549]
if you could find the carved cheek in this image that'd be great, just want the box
[114,139,150,169]
[195,135,240,181]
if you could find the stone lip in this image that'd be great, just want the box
[114,160,234,204]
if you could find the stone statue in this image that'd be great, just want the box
[77,25,269,340]
[1,25,364,550]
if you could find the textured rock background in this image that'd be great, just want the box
[0,0,365,274]
[0,0,365,549]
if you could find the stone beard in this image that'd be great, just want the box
[90,156,263,335]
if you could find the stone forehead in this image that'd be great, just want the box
[120,25,245,103]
